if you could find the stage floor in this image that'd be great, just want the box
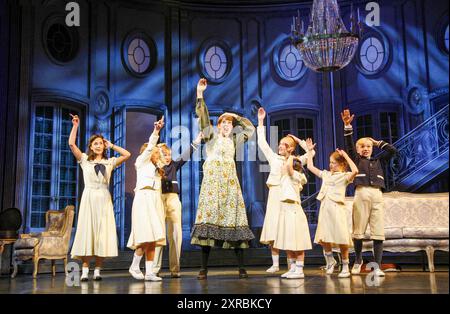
[0,266,448,294]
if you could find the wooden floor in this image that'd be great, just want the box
[0,265,448,294]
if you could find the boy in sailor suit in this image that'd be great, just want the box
[341,109,397,277]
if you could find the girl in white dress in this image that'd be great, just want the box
[257,108,313,274]
[273,155,312,279]
[127,117,167,282]
[69,114,131,281]
[306,138,358,278]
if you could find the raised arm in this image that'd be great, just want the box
[305,138,322,178]
[288,134,315,166]
[257,107,278,163]
[336,148,359,182]
[135,117,164,167]
[105,140,131,167]
[341,109,357,161]
[228,113,255,144]
[195,78,214,142]
[68,114,83,161]
[175,131,203,169]
[368,137,398,162]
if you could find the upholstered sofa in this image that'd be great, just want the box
[341,192,449,272]
[11,205,75,278]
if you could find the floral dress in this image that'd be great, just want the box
[190,98,255,249]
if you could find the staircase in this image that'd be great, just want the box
[384,105,449,192]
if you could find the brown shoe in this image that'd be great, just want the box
[197,269,207,280]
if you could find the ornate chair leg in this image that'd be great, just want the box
[425,246,435,273]
[33,257,39,279]
[11,256,18,278]
[51,260,56,276]
[63,257,68,276]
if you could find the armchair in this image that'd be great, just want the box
[11,205,75,278]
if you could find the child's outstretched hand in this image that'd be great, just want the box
[154,116,165,131]
[336,148,349,158]
[258,107,266,121]
[306,138,316,151]
[341,109,354,126]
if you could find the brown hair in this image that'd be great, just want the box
[217,113,235,126]
[87,134,107,161]
[330,151,348,171]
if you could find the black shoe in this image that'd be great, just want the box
[93,275,102,281]
[197,269,208,280]
[80,277,89,282]
[238,269,248,279]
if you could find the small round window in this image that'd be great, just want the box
[276,43,305,81]
[359,37,385,73]
[198,40,232,83]
[355,31,390,77]
[44,22,79,64]
[273,40,307,82]
[122,32,157,77]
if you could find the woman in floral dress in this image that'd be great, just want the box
[190,78,255,280]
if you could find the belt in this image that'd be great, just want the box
[85,184,108,190]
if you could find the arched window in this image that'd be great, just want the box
[29,104,83,231]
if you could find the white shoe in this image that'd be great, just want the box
[286,267,305,279]
[373,268,385,277]
[338,270,351,278]
[129,267,144,280]
[351,263,363,275]
[325,260,337,275]
[281,265,296,278]
[266,265,280,273]
[145,273,162,281]
[80,273,89,282]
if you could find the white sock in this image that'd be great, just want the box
[288,258,295,266]
[94,267,101,277]
[295,261,304,272]
[271,255,279,267]
[81,267,89,277]
[131,252,143,269]
[325,252,334,265]
[145,261,154,275]
[342,259,350,272]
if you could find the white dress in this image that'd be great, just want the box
[71,153,118,259]
[126,133,166,250]
[273,171,312,251]
[257,126,309,245]
[314,170,353,246]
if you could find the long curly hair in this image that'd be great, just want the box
[87,134,108,161]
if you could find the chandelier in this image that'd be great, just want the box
[290,0,363,72]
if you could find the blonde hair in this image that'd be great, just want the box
[281,136,297,153]
[356,137,373,148]
[139,142,167,177]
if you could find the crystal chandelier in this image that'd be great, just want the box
[290,0,363,72]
